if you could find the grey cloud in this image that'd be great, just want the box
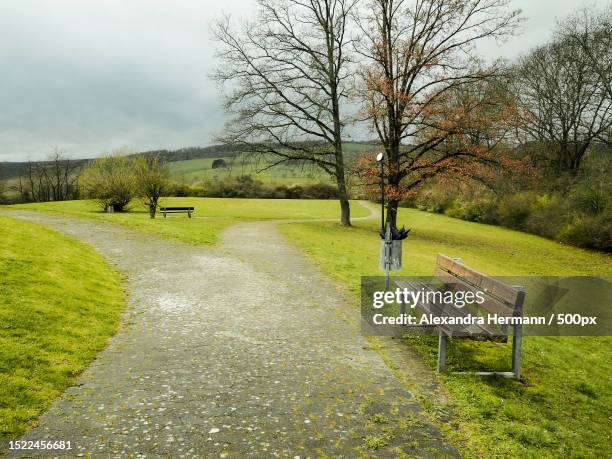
[0,0,607,161]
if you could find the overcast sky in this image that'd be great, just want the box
[0,0,608,161]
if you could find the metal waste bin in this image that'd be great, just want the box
[380,239,403,271]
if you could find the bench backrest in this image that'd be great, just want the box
[160,207,194,211]
[435,254,524,316]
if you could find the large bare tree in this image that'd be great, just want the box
[355,0,521,228]
[561,6,612,101]
[212,0,357,225]
[514,8,612,174]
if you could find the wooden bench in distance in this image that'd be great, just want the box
[159,207,195,218]
[396,253,525,379]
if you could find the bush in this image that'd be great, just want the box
[444,195,498,223]
[496,192,535,230]
[413,186,454,213]
[301,182,338,199]
[558,214,612,252]
[197,175,338,200]
[568,179,611,215]
[166,182,192,197]
[80,153,135,211]
[523,194,570,239]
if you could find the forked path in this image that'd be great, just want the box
[5,208,456,458]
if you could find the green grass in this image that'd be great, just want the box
[168,157,333,185]
[279,207,612,457]
[5,198,369,246]
[0,216,126,440]
[3,198,610,455]
[166,142,378,185]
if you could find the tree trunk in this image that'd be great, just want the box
[334,154,351,226]
[338,186,351,227]
[331,94,350,226]
[385,137,402,230]
[386,199,399,230]
[149,203,156,219]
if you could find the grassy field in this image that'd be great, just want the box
[166,142,378,185]
[4,198,370,246]
[279,208,612,457]
[167,157,334,186]
[0,216,126,441]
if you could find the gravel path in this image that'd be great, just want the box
[4,207,456,458]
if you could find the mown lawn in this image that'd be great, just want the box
[0,216,126,441]
[279,208,612,458]
[6,198,369,246]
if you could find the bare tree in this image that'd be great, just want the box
[16,150,79,203]
[515,9,612,174]
[561,6,612,101]
[48,149,79,201]
[355,0,521,228]
[212,0,357,225]
[134,154,170,218]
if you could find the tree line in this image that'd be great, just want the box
[5,150,81,203]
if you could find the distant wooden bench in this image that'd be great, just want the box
[396,254,525,379]
[159,207,194,218]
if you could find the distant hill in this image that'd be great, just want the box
[0,141,380,180]
[0,159,90,181]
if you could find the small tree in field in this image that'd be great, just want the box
[134,155,169,218]
[80,152,135,211]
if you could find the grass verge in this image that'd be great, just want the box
[0,216,126,441]
[279,207,612,457]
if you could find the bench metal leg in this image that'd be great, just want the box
[512,326,522,379]
[188,212,192,218]
[512,289,525,380]
[163,212,166,218]
[437,331,447,373]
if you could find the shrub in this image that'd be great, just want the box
[211,158,227,169]
[568,179,611,215]
[285,184,304,199]
[166,182,192,197]
[496,192,535,230]
[198,175,339,200]
[558,214,612,252]
[413,186,454,213]
[444,195,498,223]
[524,194,570,239]
[80,152,135,211]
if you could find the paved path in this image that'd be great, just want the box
[4,207,456,458]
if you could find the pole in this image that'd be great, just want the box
[380,160,385,233]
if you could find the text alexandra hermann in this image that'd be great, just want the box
[372,287,538,326]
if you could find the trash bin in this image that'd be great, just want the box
[380,239,403,271]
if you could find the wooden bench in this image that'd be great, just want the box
[396,254,525,379]
[159,207,194,218]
